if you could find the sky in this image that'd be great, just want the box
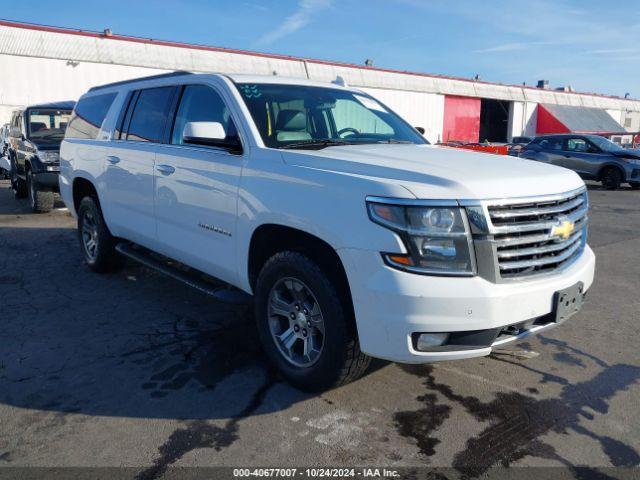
[2,0,640,97]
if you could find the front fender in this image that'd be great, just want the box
[234,151,410,291]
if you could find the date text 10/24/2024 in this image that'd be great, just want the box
[232,468,400,478]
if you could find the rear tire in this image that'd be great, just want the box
[27,170,54,213]
[630,182,640,190]
[255,251,370,392]
[77,196,123,273]
[601,167,622,190]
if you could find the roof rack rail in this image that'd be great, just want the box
[88,70,194,92]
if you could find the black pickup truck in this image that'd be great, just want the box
[8,101,75,212]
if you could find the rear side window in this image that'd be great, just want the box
[565,138,589,152]
[66,93,117,140]
[126,87,175,143]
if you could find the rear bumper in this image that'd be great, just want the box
[338,245,595,363]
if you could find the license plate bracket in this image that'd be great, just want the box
[553,282,585,323]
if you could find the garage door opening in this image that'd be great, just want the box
[479,99,510,143]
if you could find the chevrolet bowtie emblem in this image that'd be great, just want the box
[551,219,575,240]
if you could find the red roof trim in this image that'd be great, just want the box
[0,18,635,103]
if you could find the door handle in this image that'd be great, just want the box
[156,164,175,175]
[106,155,121,165]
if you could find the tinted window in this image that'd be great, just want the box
[171,85,237,146]
[565,138,589,152]
[538,137,563,151]
[66,93,117,140]
[126,87,174,143]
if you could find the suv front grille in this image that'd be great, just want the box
[485,189,588,280]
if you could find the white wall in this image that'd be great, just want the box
[361,87,444,143]
[0,53,170,124]
[606,109,623,125]
[506,101,538,140]
[3,23,640,113]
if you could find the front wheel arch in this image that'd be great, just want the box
[598,164,625,182]
[247,224,353,312]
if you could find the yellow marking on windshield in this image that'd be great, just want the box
[266,103,272,137]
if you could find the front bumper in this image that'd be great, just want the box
[338,244,595,363]
[32,171,60,191]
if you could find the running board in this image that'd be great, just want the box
[115,243,252,305]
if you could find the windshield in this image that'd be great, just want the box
[27,109,72,145]
[588,135,625,153]
[235,83,427,149]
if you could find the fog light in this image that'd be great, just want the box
[416,333,449,350]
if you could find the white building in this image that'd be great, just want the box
[1,19,639,144]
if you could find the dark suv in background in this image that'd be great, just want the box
[519,134,640,190]
[7,101,75,212]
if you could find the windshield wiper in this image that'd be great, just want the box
[280,139,356,150]
[379,139,413,144]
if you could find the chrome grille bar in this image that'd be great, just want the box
[489,195,585,219]
[498,239,583,271]
[481,188,589,281]
[490,206,588,234]
[497,230,583,259]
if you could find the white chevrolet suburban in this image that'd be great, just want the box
[60,72,595,391]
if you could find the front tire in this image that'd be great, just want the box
[10,161,27,199]
[77,196,123,273]
[601,167,622,190]
[630,182,640,190]
[27,170,54,213]
[255,251,370,392]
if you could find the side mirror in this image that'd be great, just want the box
[415,126,426,135]
[10,126,21,139]
[182,121,241,153]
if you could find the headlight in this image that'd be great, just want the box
[38,151,59,163]
[367,200,476,275]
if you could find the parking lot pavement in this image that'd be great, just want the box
[0,179,639,477]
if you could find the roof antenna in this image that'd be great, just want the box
[103,28,113,37]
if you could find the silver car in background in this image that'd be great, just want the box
[520,134,640,190]
[0,123,11,178]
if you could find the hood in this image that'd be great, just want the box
[32,143,61,151]
[281,144,584,200]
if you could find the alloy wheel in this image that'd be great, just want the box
[267,277,325,367]
[81,211,99,262]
